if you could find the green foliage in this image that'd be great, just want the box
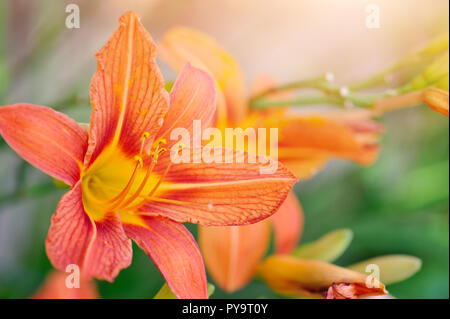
[292,229,353,262]
[348,255,422,285]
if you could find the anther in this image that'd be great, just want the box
[153,138,167,147]
[139,132,151,155]
[153,148,167,163]
[142,131,150,140]
[134,155,144,168]
[104,136,171,211]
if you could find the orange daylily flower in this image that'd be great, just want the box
[32,271,99,299]
[198,193,303,292]
[158,26,381,292]
[258,229,422,298]
[0,12,296,299]
[158,26,247,127]
[258,255,387,299]
[159,27,382,179]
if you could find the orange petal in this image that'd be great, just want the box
[258,255,387,299]
[373,91,423,114]
[250,74,325,179]
[157,63,217,149]
[278,155,328,179]
[273,110,382,177]
[123,216,208,299]
[86,11,169,168]
[32,271,99,299]
[159,27,246,125]
[198,221,270,292]
[82,212,133,281]
[46,182,132,282]
[423,88,449,116]
[0,104,88,186]
[326,282,387,299]
[139,149,297,226]
[270,192,304,254]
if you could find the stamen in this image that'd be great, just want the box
[115,158,157,209]
[153,137,167,147]
[139,131,151,154]
[104,161,140,206]
[147,161,172,198]
[153,148,167,162]
[134,155,144,168]
[127,160,173,211]
[96,154,145,210]
[113,144,168,210]
[87,134,173,212]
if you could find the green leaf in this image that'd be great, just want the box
[292,229,353,262]
[153,283,215,299]
[348,255,422,285]
[405,53,449,91]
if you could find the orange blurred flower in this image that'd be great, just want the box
[32,271,99,299]
[258,255,387,299]
[159,26,382,292]
[258,226,422,299]
[199,193,303,292]
[374,88,449,117]
[0,12,296,299]
[159,26,382,179]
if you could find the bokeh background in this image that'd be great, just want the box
[0,0,448,298]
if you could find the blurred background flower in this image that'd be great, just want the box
[0,0,448,298]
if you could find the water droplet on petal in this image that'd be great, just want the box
[158,118,164,126]
[208,203,214,210]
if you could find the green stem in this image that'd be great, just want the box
[251,95,332,109]
[250,75,330,101]
[250,89,393,109]
[250,34,448,110]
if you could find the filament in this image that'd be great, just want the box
[109,137,167,210]
[127,159,173,211]
[86,132,174,212]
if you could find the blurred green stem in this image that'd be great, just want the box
[249,34,448,110]
[250,86,393,109]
